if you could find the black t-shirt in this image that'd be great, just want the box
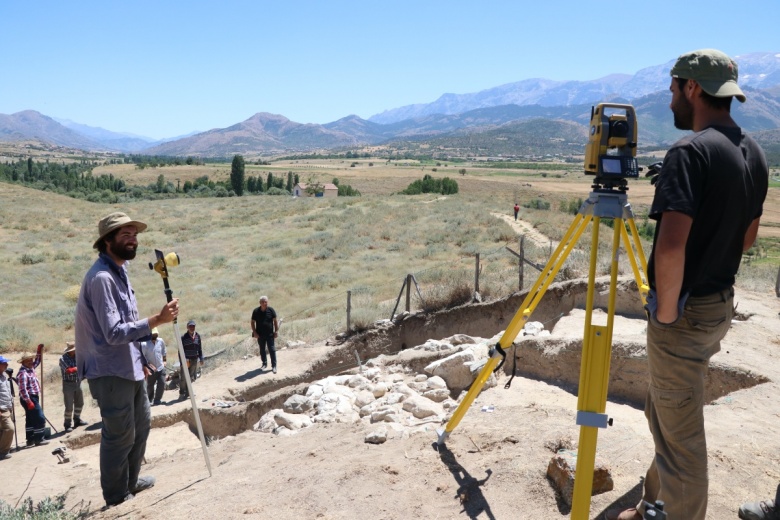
[252,306,277,336]
[647,125,768,296]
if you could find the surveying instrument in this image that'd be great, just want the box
[436,103,650,519]
[149,250,212,477]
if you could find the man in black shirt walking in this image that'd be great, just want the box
[251,296,279,374]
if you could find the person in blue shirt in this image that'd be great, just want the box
[75,212,179,508]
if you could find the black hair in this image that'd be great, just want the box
[96,228,120,254]
[675,77,733,111]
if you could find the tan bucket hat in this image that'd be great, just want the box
[93,212,147,250]
[64,341,76,354]
[18,352,36,363]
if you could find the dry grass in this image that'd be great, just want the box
[1,159,777,356]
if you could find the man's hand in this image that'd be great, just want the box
[65,367,78,374]
[143,365,153,377]
[24,399,35,410]
[252,331,258,339]
[273,332,278,338]
[149,298,179,329]
[36,343,44,355]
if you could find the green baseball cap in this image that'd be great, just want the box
[670,49,746,103]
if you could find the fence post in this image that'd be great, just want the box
[346,290,352,332]
[406,274,412,313]
[474,253,480,296]
[519,236,525,291]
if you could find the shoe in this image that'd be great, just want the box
[179,393,189,399]
[34,440,50,446]
[64,421,72,432]
[261,364,267,370]
[153,400,162,406]
[604,508,642,520]
[130,475,156,494]
[0,452,11,460]
[105,492,134,508]
[272,366,277,374]
[739,499,780,520]
[74,417,88,427]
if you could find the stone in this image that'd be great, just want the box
[283,394,314,414]
[402,395,443,419]
[546,450,614,506]
[354,390,376,408]
[365,429,387,444]
[426,376,448,390]
[254,410,281,432]
[422,388,450,403]
[369,382,389,398]
[424,350,477,392]
[414,374,428,383]
[347,374,370,388]
[444,334,478,345]
[273,411,313,430]
[305,384,324,399]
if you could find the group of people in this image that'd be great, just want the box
[0,47,775,518]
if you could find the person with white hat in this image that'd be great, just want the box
[75,211,179,507]
[17,346,49,447]
[59,341,87,432]
[141,328,167,405]
[0,355,14,460]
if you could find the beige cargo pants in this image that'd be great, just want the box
[638,288,734,520]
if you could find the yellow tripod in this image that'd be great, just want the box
[436,188,649,519]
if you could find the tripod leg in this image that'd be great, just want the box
[570,220,621,519]
[436,213,592,445]
[621,218,650,305]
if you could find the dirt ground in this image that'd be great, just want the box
[1,277,779,520]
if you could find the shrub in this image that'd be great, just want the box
[0,491,90,519]
[20,253,45,265]
[211,287,237,301]
[523,198,550,210]
[0,324,32,353]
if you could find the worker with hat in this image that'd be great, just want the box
[0,355,14,460]
[141,328,167,405]
[75,211,179,507]
[179,320,203,399]
[606,49,769,520]
[59,341,87,432]
[17,345,49,447]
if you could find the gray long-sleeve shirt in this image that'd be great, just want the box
[0,373,12,411]
[75,253,150,382]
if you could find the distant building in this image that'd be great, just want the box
[293,183,338,198]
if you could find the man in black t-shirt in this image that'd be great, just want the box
[607,50,768,520]
[250,296,279,374]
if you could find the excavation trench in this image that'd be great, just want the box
[63,277,770,447]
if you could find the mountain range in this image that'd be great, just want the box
[2,52,780,157]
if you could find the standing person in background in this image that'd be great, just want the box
[0,355,15,460]
[141,328,167,405]
[17,346,48,447]
[251,296,279,374]
[179,320,203,399]
[59,341,87,432]
[75,211,179,508]
[607,49,769,520]
[513,202,519,221]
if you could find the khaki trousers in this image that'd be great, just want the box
[0,409,14,455]
[639,288,733,520]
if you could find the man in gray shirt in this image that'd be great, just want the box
[0,355,14,460]
[75,212,179,507]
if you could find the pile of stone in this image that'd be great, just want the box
[253,325,547,444]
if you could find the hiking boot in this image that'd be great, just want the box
[153,400,162,406]
[74,417,88,427]
[34,440,50,446]
[64,421,72,432]
[261,364,267,370]
[739,499,780,520]
[272,366,277,374]
[130,475,156,494]
[105,492,134,508]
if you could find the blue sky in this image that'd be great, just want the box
[1,1,778,140]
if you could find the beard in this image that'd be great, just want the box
[672,94,694,130]
[108,240,137,260]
